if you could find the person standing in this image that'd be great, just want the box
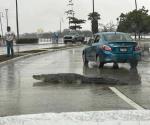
[54,32,59,43]
[5,26,15,57]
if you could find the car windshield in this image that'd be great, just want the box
[103,33,133,42]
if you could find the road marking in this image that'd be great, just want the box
[109,87,145,110]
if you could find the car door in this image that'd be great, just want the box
[86,35,101,61]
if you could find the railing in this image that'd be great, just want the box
[38,38,63,44]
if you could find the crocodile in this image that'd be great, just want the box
[33,73,126,85]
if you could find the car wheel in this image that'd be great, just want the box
[96,55,104,68]
[75,38,77,41]
[113,63,119,69]
[130,60,138,69]
[82,52,88,65]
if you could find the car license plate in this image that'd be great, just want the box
[120,48,127,52]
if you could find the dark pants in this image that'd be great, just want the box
[6,41,14,57]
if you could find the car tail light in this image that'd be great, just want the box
[134,45,141,51]
[101,45,112,51]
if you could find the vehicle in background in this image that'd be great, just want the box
[82,32,141,69]
[63,32,85,44]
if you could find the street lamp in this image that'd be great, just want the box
[5,9,9,27]
[16,0,20,39]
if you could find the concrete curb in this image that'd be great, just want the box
[0,45,83,67]
[0,110,149,125]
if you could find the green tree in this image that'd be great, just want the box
[88,12,100,34]
[69,17,86,30]
[117,6,150,40]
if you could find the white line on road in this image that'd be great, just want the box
[109,87,145,110]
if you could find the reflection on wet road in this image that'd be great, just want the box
[0,47,150,116]
[0,43,64,55]
[83,66,141,85]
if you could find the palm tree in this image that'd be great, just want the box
[88,12,100,34]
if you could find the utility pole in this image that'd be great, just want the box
[135,0,138,40]
[5,9,9,27]
[135,0,138,10]
[0,12,4,40]
[60,21,62,34]
[92,0,97,34]
[93,0,95,13]
[16,0,20,39]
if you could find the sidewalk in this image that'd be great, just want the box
[0,110,150,125]
[0,43,65,55]
[0,44,82,64]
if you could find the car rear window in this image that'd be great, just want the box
[103,34,133,42]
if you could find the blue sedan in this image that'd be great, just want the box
[82,32,141,69]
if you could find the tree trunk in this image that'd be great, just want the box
[91,19,98,34]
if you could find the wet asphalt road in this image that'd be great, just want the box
[0,46,150,116]
[0,43,64,55]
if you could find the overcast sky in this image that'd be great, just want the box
[0,0,149,34]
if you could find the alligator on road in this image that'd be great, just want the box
[33,73,127,85]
